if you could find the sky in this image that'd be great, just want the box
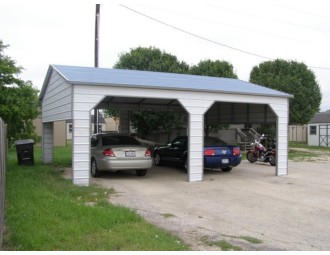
[1,0,330,111]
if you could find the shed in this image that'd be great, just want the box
[40,64,292,186]
[308,112,330,147]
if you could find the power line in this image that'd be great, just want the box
[120,4,272,60]
[138,4,308,44]
[209,4,330,34]
[119,4,330,70]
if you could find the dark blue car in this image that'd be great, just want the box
[154,136,242,172]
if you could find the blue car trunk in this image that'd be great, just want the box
[204,146,241,169]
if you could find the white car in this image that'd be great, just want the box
[90,133,152,177]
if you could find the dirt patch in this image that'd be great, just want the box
[289,148,330,162]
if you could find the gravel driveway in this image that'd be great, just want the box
[89,159,330,251]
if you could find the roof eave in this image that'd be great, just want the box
[68,80,294,99]
[39,65,54,101]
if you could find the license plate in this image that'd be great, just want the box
[125,151,136,157]
[222,159,229,164]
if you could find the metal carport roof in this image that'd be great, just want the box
[40,65,292,100]
[40,64,292,186]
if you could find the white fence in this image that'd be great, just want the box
[0,118,7,248]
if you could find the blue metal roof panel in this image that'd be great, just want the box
[51,64,292,98]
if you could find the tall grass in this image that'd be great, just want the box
[4,144,188,251]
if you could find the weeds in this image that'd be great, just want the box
[4,147,188,251]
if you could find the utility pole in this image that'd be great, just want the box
[93,4,100,134]
[94,4,100,68]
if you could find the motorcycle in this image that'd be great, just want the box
[246,134,276,166]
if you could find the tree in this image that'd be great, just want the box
[189,59,237,78]
[112,47,189,137]
[189,59,236,135]
[114,46,189,73]
[0,40,40,145]
[249,59,322,124]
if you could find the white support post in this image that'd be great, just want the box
[42,122,54,163]
[276,115,289,175]
[270,100,290,176]
[179,99,214,182]
[72,111,91,186]
[187,113,205,181]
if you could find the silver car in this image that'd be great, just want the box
[90,133,152,177]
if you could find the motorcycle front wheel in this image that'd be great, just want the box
[247,151,257,163]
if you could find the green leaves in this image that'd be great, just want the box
[114,46,189,74]
[112,47,238,136]
[130,111,185,139]
[0,40,40,145]
[189,59,237,78]
[250,59,322,124]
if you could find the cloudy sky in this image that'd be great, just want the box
[1,0,329,111]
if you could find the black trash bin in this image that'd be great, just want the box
[15,139,35,165]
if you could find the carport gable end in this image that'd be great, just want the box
[39,64,292,186]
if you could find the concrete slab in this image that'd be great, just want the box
[90,160,330,251]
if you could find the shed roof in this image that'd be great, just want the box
[309,112,330,124]
[40,64,292,100]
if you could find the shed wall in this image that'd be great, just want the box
[308,123,330,147]
[308,124,319,146]
[41,70,72,123]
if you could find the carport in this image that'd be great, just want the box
[39,64,292,186]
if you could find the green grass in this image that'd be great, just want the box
[288,141,330,161]
[239,236,263,244]
[201,236,242,251]
[289,141,330,151]
[288,150,318,161]
[216,240,242,251]
[160,213,176,218]
[4,145,188,251]
[201,235,262,250]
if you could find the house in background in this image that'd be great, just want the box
[308,111,330,147]
[33,117,66,146]
[66,114,108,140]
[34,114,119,144]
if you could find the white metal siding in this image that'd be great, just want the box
[71,86,104,186]
[269,100,289,176]
[41,70,72,123]
[42,122,53,163]
[69,85,290,183]
[41,66,292,186]
[179,99,214,182]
